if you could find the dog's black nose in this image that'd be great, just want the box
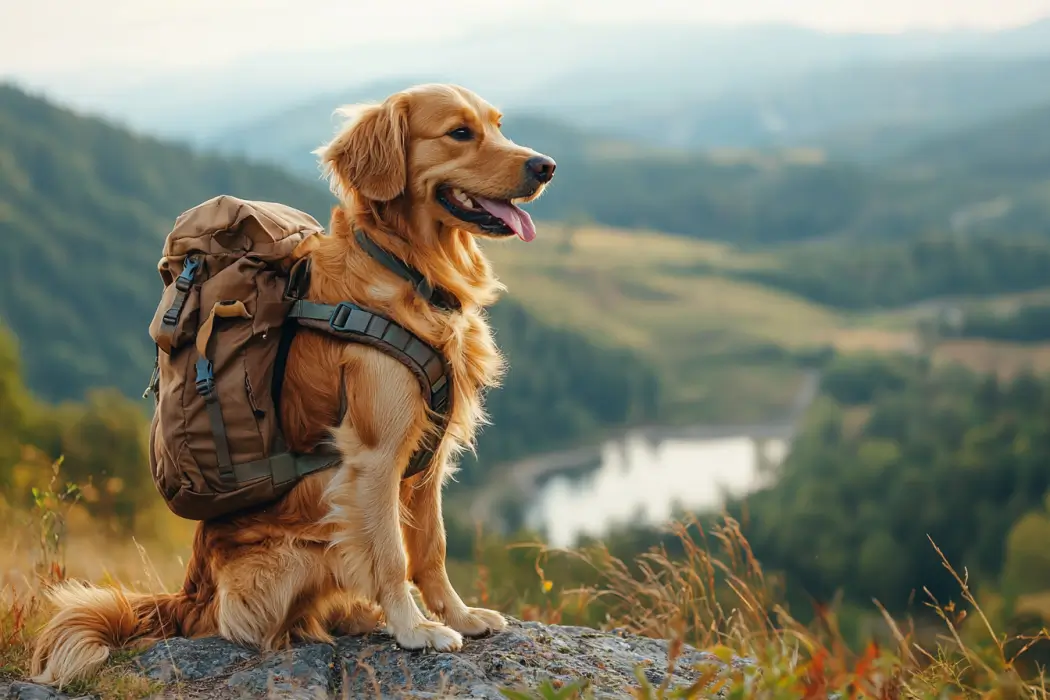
[525,156,556,184]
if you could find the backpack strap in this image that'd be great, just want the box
[287,298,451,479]
[229,447,341,486]
[194,300,255,483]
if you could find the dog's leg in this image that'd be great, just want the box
[326,352,463,651]
[402,474,507,637]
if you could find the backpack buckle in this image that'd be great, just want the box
[161,256,204,328]
[194,357,216,398]
[175,255,203,293]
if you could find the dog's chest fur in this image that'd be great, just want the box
[392,295,505,467]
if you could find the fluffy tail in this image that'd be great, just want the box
[30,580,194,688]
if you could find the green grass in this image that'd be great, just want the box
[485,223,898,422]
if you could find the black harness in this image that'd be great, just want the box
[276,231,456,479]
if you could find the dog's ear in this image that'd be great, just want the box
[317,94,409,203]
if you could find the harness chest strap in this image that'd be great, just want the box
[286,299,452,479]
[353,230,461,312]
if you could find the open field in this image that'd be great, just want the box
[485,223,841,422]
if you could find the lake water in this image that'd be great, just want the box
[521,429,790,548]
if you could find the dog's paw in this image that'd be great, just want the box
[392,620,463,652]
[447,607,507,637]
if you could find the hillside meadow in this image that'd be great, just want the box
[484,221,1050,421]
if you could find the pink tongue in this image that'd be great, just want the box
[473,196,537,242]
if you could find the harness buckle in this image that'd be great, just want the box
[329,302,355,333]
[328,302,370,334]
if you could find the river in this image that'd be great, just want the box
[468,423,795,548]
[524,428,790,547]
[524,430,790,547]
[468,372,818,548]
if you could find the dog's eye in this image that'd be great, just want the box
[447,127,474,142]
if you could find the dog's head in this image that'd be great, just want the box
[317,83,555,243]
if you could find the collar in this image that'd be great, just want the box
[355,230,461,312]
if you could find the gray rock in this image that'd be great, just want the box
[136,636,255,682]
[17,619,760,699]
[226,644,335,699]
[4,681,78,700]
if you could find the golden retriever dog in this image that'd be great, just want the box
[30,83,556,687]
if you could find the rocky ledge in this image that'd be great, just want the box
[2,619,756,699]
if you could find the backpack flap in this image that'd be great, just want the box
[164,195,324,263]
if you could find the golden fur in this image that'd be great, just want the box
[30,83,555,687]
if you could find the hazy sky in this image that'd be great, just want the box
[3,0,1050,82]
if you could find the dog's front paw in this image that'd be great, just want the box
[392,619,463,651]
[446,607,507,637]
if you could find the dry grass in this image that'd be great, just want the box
[503,516,1050,699]
[3,463,1049,698]
[0,460,187,697]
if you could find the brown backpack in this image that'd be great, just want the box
[144,195,451,522]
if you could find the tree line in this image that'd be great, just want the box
[726,354,1050,620]
[730,233,1050,310]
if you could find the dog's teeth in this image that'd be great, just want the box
[449,188,477,209]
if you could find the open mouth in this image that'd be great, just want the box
[436,185,537,242]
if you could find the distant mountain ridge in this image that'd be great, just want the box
[30,16,1050,145]
[55,16,1041,149]
[616,55,1050,157]
[206,48,1050,172]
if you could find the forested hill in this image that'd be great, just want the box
[895,100,1050,179]
[0,83,336,400]
[0,84,662,483]
[511,103,1050,245]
